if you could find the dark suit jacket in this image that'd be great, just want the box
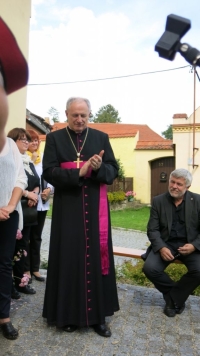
[147,190,200,253]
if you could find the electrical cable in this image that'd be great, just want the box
[28,65,190,86]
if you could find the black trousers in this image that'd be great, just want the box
[0,211,18,318]
[143,241,200,306]
[13,226,31,287]
[24,210,47,273]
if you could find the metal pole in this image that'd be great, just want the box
[193,66,196,168]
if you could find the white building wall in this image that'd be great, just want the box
[173,107,200,194]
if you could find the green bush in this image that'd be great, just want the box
[116,158,125,179]
[107,191,126,203]
[113,191,126,201]
[40,259,48,270]
[107,192,114,203]
[116,260,153,287]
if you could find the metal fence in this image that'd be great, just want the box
[107,177,133,193]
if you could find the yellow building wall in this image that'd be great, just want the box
[110,136,173,204]
[39,141,46,153]
[173,107,200,194]
[110,136,138,178]
[134,150,174,204]
[1,0,31,132]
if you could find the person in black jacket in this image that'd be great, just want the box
[7,128,40,295]
[143,168,200,317]
[24,129,52,282]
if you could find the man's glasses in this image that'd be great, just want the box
[18,138,30,143]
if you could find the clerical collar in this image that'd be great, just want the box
[67,126,88,135]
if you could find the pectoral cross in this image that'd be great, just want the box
[74,153,83,168]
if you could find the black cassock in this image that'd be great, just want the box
[42,127,119,327]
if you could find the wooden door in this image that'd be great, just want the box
[150,157,175,203]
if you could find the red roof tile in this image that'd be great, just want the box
[52,122,139,137]
[136,140,173,150]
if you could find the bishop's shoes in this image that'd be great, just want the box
[62,323,111,337]
[93,324,111,337]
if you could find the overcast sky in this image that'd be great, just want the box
[27,0,200,135]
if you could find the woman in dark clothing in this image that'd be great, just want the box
[7,128,40,295]
[24,129,52,282]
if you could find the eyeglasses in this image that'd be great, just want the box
[18,138,30,143]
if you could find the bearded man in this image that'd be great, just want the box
[143,168,200,317]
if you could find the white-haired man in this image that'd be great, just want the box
[143,168,200,317]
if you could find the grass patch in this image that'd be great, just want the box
[110,207,150,231]
[116,260,200,296]
[46,204,53,218]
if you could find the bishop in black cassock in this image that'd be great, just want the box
[42,97,119,337]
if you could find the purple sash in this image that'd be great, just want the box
[60,161,109,274]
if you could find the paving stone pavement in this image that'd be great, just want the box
[2,219,200,355]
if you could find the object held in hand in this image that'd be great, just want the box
[174,251,181,259]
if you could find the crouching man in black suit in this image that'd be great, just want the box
[143,168,200,317]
